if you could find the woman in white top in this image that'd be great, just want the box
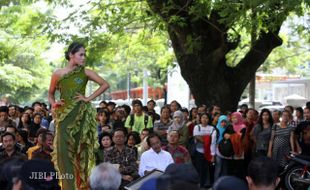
[193,112,217,188]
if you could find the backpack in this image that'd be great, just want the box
[129,114,149,130]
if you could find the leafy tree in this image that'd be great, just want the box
[40,0,175,93]
[145,0,309,110]
[100,30,174,89]
[4,0,308,110]
[42,0,309,111]
[262,34,310,75]
[0,3,52,104]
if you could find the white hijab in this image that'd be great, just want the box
[169,110,185,131]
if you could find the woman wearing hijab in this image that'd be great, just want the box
[223,112,246,179]
[214,115,229,181]
[168,110,189,147]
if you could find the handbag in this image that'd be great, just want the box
[218,138,234,157]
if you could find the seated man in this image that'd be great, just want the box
[0,106,16,134]
[139,133,174,176]
[0,124,23,152]
[0,132,26,163]
[31,131,54,161]
[246,156,280,190]
[27,128,48,159]
[103,128,139,187]
[162,130,191,164]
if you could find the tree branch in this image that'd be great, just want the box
[232,29,282,86]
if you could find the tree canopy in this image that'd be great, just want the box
[0,2,52,104]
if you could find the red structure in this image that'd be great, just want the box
[110,86,165,100]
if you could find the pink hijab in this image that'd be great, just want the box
[231,112,246,133]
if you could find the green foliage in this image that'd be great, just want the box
[0,2,52,104]
[39,0,310,96]
[226,15,310,75]
[93,29,175,91]
[1,0,309,105]
[262,33,310,75]
[225,29,251,67]
[212,0,309,38]
[39,0,175,92]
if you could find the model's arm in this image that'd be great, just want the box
[75,69,110,102]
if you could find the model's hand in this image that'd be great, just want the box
[52,99,65,109]
[75,93,89,102]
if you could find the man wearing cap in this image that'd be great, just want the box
[125,99,153,133]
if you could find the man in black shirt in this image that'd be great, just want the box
[295,107,310,156]
[0,132,26,163]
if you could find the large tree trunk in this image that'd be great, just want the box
[249,76,256,109]
[147,1,283,111]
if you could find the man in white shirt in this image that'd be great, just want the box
[139,133,174,176]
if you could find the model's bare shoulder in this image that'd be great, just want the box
[53,68,71,79]
[53,68,65,76]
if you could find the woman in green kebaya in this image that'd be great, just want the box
[48,42,109,190]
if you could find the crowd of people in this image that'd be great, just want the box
[0,99,309,190]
